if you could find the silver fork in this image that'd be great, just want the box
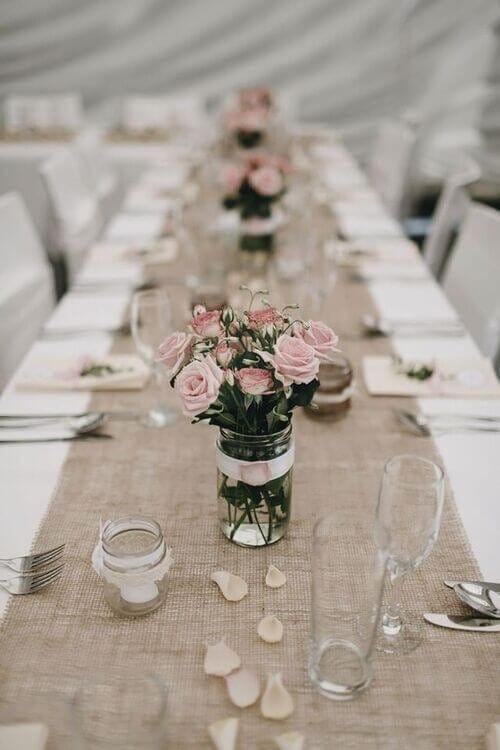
[0,544,65,573]
[0,563,64,594]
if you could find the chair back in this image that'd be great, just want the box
[368,118,417,218]
[39,148,101,279]
[423,159,480,279]
[4,94,82,132]
[443,202,500,358]
[0,192,54,387]
[0,192,52,276]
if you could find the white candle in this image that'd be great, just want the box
[119,581,159,604]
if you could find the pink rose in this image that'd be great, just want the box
[260,334,319,386]
[215,341,236,368]
[235,367,274,395]
[247,307,281,329]
[296,321,339,362]
[248,166,283,197]
[175,356,224,417]
[221,163,246,194]
[192,309,222,338]
[158,332,193,373]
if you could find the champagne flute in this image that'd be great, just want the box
[131,289,176,428]
[374,453,444,653]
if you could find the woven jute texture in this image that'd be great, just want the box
[0,200,499,749]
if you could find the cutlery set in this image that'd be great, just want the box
[0,544,65,595]
[425,579,500,632]
[360,314,466,339]
[394,409,500,436]
[0,411,145,443]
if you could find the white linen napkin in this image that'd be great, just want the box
[87,238,178,267]
[327,238,420,267]
[337,213,403,240]
[123,186,179,214]
[0,723,48,750]
[363,356,500,398]
[105,212,165,243]
[16,354,149,392]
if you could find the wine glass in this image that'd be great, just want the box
[374,453,444,653]
[131,289,176,428]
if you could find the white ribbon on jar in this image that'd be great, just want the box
[216,440,294,487]
[92,538,173,604]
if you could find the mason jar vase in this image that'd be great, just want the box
[216,425,294,547]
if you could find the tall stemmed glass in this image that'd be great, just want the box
[374,453,444,653]
[131,289,176,428]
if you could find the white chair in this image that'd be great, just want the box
[39,148,103,281]
[0,192,55,388]
[75,129,121,220]
[423,159,480,279]
[443,202,500,358]
[368,118,417,218]
[4,94,82,133]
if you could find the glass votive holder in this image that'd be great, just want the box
[305,354,354,421]
[100,516,172,617]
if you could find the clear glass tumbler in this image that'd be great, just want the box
[309,511,386,700]
[71,672,167,749]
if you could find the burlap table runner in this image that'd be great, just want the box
[0,187,499,749]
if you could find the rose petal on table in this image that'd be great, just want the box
[274,731,305,750]
[225,668,260,708]
[261,673,294,720]
[204,639,241,676]
[257,614,283,643]
[208,717,239,750]
[211,571,248,601]
[265,564,286,588]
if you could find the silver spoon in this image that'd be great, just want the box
[453,583,500,619]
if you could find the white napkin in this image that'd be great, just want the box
[486,723,500,750]
[337,213,403,240]
[0,723,48,750]
[44,293,128,333]
[327,238,420,267]
[16,354,149,392]
[75,263,144,287]
[105,212,164,243]
[123,187,179,214]
[363,356,500,398]
[87,238,178,267]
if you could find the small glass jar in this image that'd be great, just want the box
[216,425,293,547]
[101,516,171,617]
[305,354,354,421]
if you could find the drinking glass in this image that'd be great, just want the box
[374,454,445,654]
[309,511,386,700]
[71,672,167,749]
[131,289,176,427]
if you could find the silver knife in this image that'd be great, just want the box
[444,580,500,593]
[424,613,500,632]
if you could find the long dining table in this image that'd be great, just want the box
[0,127,499,748]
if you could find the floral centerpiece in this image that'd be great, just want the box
[158,288,339,547]
[225,87,273,149]
[221,154,291,252]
